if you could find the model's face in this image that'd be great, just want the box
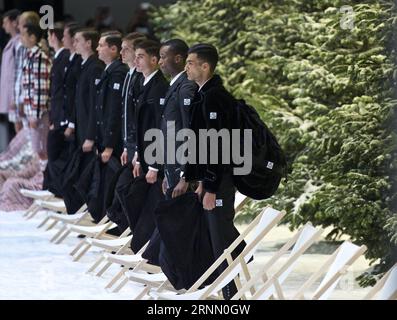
[135,48,157,74]
[185,53,204,82]
[97,36,113,63]
[20,26,35,48]
[2,17,17,35]
[63,28,74,50]
[120,40,135,65]
[159,45,177,77]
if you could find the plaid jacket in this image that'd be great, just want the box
[22,45,52,121]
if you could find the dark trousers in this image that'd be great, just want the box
[204,172,240,300]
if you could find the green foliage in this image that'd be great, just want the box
[151,0,397,286]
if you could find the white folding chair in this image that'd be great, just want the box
[292,241,367,300]
[363,263,397,300]
[231,223,323,300]
[150,206,286,300]
[71,227,132,262]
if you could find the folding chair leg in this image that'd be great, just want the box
[70,240,86,256]
[25,206,40,219]
[50,225,66,243]
[112,276,129,293]
[55,230,71,244]
[23,203,37,217]
[87,256,105,274]
[72,243,92,262]
[45,220,58,231]
[134,286,150,300]
[95,261,112,277]
[37,216,50,228]
[105,267,127,289]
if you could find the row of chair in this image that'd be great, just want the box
[18,188,397,300]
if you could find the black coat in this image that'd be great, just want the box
[63,53,82,127]
[160,72,197,188]
[75,154,122,223]
[184,74,237,193]
[121,69,143,160]
[49,48,70,128]
[87,59,128,157]
[59,149,96,214]
[122,175,164,255]
[73,55,104,147]
[155,192,216,290]
[135,70,169,173]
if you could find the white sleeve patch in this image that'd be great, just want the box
[160,98,165,105]
[95,79,100,85]
[209,112,217,119]
[184,98,191,106]
[113,83,121,90]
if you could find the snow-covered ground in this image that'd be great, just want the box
[0,210,146,300]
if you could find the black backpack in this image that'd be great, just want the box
[232,99,288,200]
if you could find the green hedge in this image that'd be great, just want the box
[151,0,397,286]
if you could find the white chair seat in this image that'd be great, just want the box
[103,253,143,264]
[47,211,87,222]
[86,235,132,248]
[66,222,116,236]
[125,270,167,283]
[20,189,54,199]
[35,199,66,211]
[154,288,206,300]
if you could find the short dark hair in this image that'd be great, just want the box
[101,32,122,53]
[122,32,146,42]
[134,39,161,59]
[78,28,99,52]
[23,22,43,43]
[49,22,64,42]
[65,22,80,38]
[161,39,189,61]
[2,9,20,22]
[188,43,219,72]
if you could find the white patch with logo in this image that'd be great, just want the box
[215,199,223,207]
[113,83,120,90]
[266,161,274,170]
[209,112,217,120]
[160,98,165,105]
[184,99,191,106]
[95,79,100,85]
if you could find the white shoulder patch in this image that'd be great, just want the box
[209,112,217,120]
[113,83,120,90]
[184,98,191,106]
[160,98,165,105]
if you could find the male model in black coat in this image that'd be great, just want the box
[119,33,145,165]
[132,39,169,182]
[84,32,128,161]
[158,39,198,198]
[73,29,104,148]
[184,43,242,300]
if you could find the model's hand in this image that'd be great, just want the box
[101,148,113,163]
[203,192,216,211]
[146,169,158,184]
[172,178,188,198]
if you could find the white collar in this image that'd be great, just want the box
[129,67,136,75]
[198,77,212,92]
[143,69,159,86]
[105,60,116,71]
[69,52,76,61]
[170,71,184,86]
[54,47,65,59]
